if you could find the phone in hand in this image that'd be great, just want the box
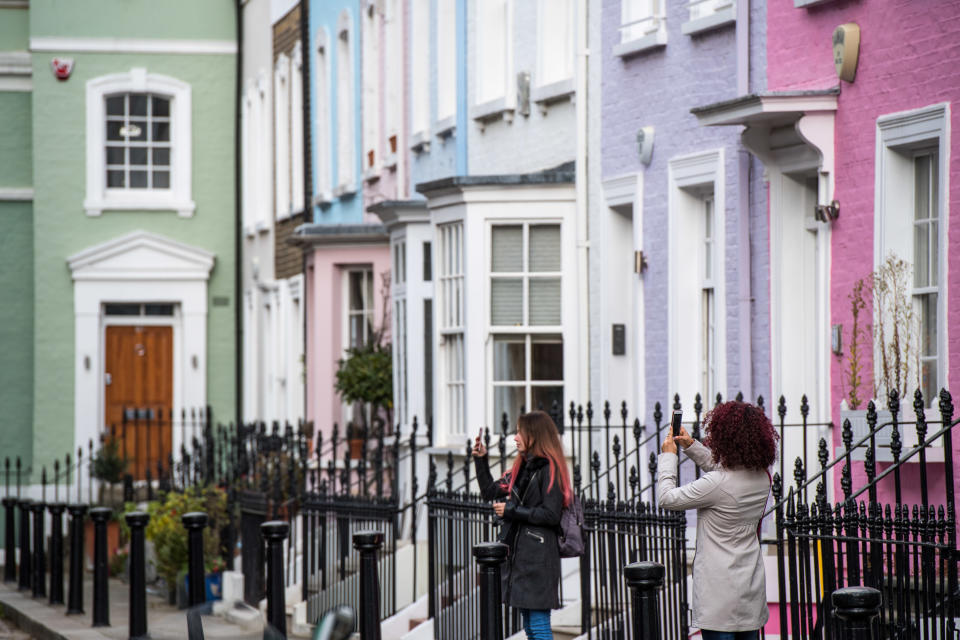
[671,410,683,439]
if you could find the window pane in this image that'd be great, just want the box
[153,96,170,117]
[531,386,564,417]
[350,272,365,311]
[129,147,148,166]
[153,171,170,189]
[107,121,124,141]
[129,93,148,116]
[130,170,148,188]
[107,170,125,187]
[128,119,147,141]
[104,303,141,316]
[528,278,561,325]
[494,386,525,433]
[930,221,938,286]
[152,121,170,142]
[493,337,525,381]
[492,226,523,272]
[106,146,124,165]
[920,293,937,357]
[153,147,170,166]
[106,96,125,116]
[491,278,522,325]
[531,337,563,380]
[529,225,561,272]
[914,222,929,288]
[423,241,432,281]
[144,303,174,316]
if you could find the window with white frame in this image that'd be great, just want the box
[337,12,356,191]
[291,42,305,213]
[274,53,291,218]
[394,239,407,285]
[476,0,509,104]
[395,298,408,424]
[914,151,939,402]
[438,222,465,434]
[384,0,401,159]
[243,76,269,229]
[620,0,663,42]
[85,69,194,216]
[362,2,380,172]
[345,269,375,348]
[241,89,253,229]
[436,0,456,123]
[490,224,563,429]
[315,30,332,199]
[876,104,947,406]
[411,0,430,136]
[537,0,574,87]
[701,198,717,403]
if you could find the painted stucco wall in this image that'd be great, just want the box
[305,245,390,435]
[0,5,28,51]
[309,0,365,224]
[29,1,237,476]
[601,1,768,425]
[766,0,960,512]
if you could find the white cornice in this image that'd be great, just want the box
[0,188,33,201]
[67,230,215,281]
[0,76,31,91]
[30,37,237,55]
[0,52,31,76]
[0,1,29,8]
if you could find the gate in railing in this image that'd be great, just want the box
[769,388,958,639]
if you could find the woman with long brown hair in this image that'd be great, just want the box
[473,410,572,640]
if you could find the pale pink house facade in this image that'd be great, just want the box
[766,2,960,513]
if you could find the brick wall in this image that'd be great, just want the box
[275,212,305,280]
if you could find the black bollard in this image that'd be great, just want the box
[126,511,150,640]
[353,530,384,640]
[473,542,509,640]
[17,498,31,590]
[182,512,208,607]
[90,506,112,627]
[262,521,289,637]
[47,502,66,605]
[833,586,882,640]
[66,504,87,614]
[624,561,665,640]
[31,501,46,598]
[2,496,16,583]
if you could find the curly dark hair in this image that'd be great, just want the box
[702,401,778,471]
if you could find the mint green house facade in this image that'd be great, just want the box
[0,0,238,487]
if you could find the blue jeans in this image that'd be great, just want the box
[520,609,552,640]
[700,631,759,640]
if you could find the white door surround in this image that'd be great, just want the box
[67,231,215,458]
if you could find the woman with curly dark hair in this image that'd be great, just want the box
[658,401,778,640]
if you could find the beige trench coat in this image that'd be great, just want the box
[657,440,771,633]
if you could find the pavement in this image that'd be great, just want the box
[0,575,265,640]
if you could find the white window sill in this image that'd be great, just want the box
[363,167,381,183]
[332,183,356,198]
[410,129,431,154]
[434,115,456,139]
[613,27,668,58]
[244,224,255,238]
[794,0,832,6]
[681,7,736,36]
[255,220,270,233]
[84,194,196,218]
[531,78,575,114]
[383,151,398,170]
[471,96,515,126]
[313,190,334,206]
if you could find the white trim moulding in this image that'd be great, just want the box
[30,37,238,55]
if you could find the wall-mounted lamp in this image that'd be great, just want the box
[815,200,840,223]
[831,324,843,355]
[636,126,654,166]
[84,355,90,371]
[634,250,648,274]
[191,355,199,370]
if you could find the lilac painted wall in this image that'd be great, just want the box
[601,0,768,423]
[766,0,960,510]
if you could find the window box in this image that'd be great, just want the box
[531,78,574,114]
[410,129,431,154]
[434,115,456,139]
[313,191,334,207]
[333,182,356,198]
[681,2,735,36]
[472,96,515,127]
[613,26,667,58]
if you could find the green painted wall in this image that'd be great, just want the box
[31,0,236,40]
[0,7,29,51]
[30,48,237,476]
[0,92,32,187]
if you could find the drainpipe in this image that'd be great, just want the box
[299,0,312,425]
[235,0,245,422]
[576,0,590,403]
[735,0,752,400]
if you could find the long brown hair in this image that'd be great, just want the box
[504,411,572,507]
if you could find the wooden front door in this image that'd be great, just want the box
[104,325,173,480]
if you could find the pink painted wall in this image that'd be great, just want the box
[767,0,960,509]
[305,245,391,442]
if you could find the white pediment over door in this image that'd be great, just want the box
[67,230,215,282]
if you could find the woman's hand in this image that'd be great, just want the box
[472,434,487,458]
[674,426,694,450]
[492,502,505,517]
[661,433,678,455]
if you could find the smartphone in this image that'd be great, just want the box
[671,411,682,439]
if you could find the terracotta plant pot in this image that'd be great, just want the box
[367,150,375,168]
[349,438,365,460]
